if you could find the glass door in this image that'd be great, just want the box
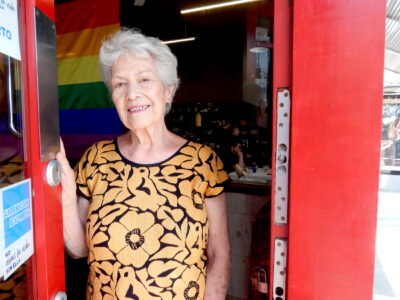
[0,52,30,299]
[0,56,24,188]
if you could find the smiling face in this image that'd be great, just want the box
[111,53,174,131]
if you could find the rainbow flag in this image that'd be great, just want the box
[56,0,124,159]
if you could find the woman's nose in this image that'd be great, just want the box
[126,83,141,100]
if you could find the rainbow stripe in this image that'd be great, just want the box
[56,0,123,159]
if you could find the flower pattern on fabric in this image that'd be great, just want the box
[108,211,163,268]
[172,265,205,300]
[178,176,209,223]
[75,140,229,300]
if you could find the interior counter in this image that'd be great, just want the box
[225,167,270,299]
[226,166,271,195]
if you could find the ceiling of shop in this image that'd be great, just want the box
[124,0,400,96]
[385,0,400,94]
[120,0,246,39]
[56,0,398,93]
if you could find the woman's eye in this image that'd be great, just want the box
[114,82,126,88]
[139,78,151,83]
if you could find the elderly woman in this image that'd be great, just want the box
[57,29,231,300]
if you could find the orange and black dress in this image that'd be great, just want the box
[74,140,229,300]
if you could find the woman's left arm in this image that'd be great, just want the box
[204,193,231,300]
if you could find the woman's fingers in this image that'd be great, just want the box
[59,137,66,155]
[56,139,75,182]
[56,139,77,200]
[56,138,70,168]
[56,150,70,172]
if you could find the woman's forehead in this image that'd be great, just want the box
[112,54,158,74]
[116,52,152,64]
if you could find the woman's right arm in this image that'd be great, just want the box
[56,141,89,258]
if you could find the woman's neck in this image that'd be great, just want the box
[126,122,170,147]
[117,124,186,164]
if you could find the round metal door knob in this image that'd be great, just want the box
[46,160,62,187]
[53,291,67,300]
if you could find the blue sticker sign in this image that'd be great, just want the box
[0,179,34,279]
[3,182,32,247]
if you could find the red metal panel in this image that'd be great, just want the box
[272,2,292,91]
[269,0,292,297]
[20,0,65,299]
[288,0,385,299]
[35,0,55,21]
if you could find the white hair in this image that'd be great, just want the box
[99,28,180,113]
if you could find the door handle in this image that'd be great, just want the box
[45,160,62,187]
[6,56,22,138]
[53,291,67,300]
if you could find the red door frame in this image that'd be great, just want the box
[20,0,65,298]
[286,0,386,299]
[269,0,292,298]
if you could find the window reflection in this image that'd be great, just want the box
[381,95,400,171]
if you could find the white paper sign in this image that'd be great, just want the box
[0,0,21,60]
[0,179,34,279]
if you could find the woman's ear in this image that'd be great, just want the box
[166,85,175,103]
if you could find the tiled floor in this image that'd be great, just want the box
[374,189,400,300]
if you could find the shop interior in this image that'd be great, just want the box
[1,0,394,299]
[59,0,274,299]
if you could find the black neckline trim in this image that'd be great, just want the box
[113,138,191,167]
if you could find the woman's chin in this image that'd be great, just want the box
[122,113,166,132]
[126,124,150,131]
[125,121,160,132]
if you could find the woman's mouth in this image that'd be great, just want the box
[128,105,150,113]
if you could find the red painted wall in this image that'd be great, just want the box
[287,0,385,299]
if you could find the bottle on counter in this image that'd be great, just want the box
[192,104,202,143]
[252,162,257,173]
[195,104,202,128]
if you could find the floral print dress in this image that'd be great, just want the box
[74,140,229,300]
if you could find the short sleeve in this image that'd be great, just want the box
[202,147,230,198]
[74,144,97,200]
